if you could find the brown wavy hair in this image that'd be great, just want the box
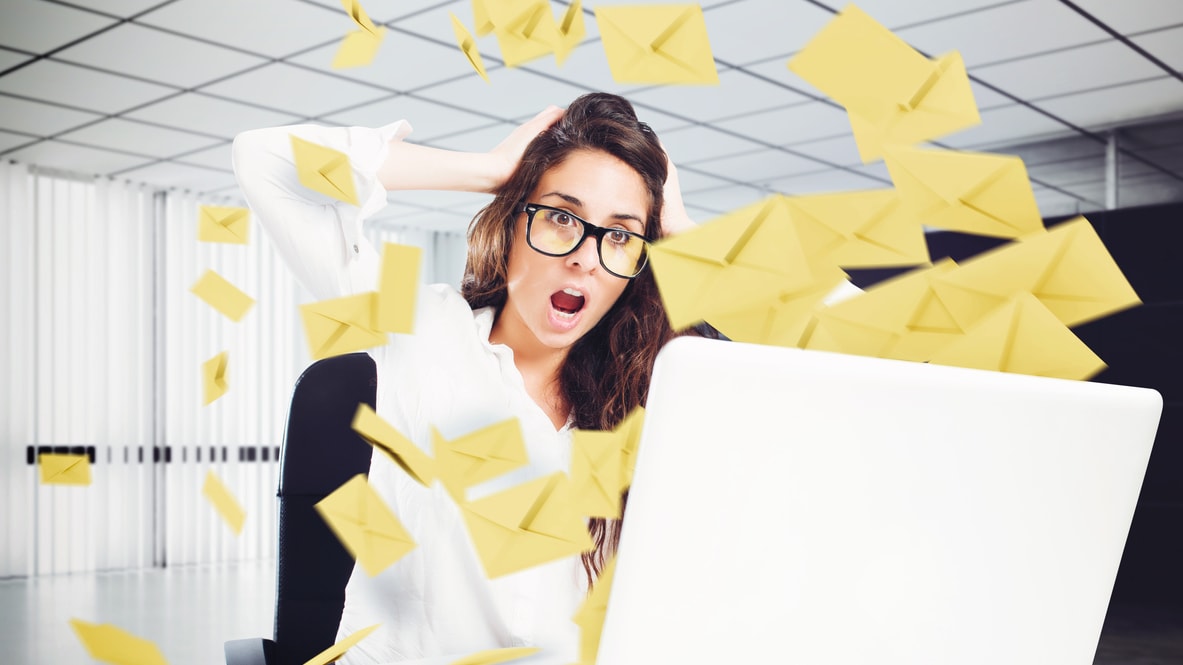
[462,93,674,585]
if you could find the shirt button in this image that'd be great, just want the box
[510,637,528,647]
[353,244,359,253]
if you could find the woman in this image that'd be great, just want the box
[233,93,694,664]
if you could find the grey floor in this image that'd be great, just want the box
[4,560,1182,664]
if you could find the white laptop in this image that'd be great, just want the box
[598,337,1162,665]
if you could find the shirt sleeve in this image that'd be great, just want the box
[232,121,413,301]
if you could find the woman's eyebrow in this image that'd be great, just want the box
[540,191,644,226]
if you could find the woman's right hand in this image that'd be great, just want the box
[487,105,565,192]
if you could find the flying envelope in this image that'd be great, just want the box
[197,205,250,244]
[783,189,931,268]
[203,351,229,406]
[300,291,387,360]
[433,418,530,501]
[290,135,360,206]
[376,242,421,335]
[332,0,386,69]
[352,403,435,487]
[595,4,719,85]
[572,556,617,665]
[39,452,92,486]
[303,624,380,665]
[203,470,246,535]
[451,12,491,83]
[315,474,416,576]
[448,646,542,665]
[190,270,255,322]
[69,619,168,665]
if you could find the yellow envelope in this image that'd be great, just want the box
[290,135,359,206]
[489,0,559,68]
[883,145,1044,239]
[352,403,435,487]
[784,189,930,268]
[804,260,962,362]
[648,195,815,331]
[615,405,646,490]
[450,12,491,83]
[460,472,593,578]
[300,291,387,360]
[190,269,255,322]
[315,474,416,576]
[448,646,542,665]
[707,264,849,348]
[572,556,617,665]
[40,452,91,486]
[197,205,250,244]
[304,623,380,665]
[786,4,979,162]
[569,429,625,519]
[70,618,168,665]
[928,292,1106,380]
[472,0,495,35]
[203,470,246,535]
[554,0,585,66]
[333,0,386,69]
[203,351,228,406]
[432,418,529,501]
[376,242,421,334]
[595,4,719,85]
[930,216,1141,330]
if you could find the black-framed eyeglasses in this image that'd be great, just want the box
[520,203,651,279]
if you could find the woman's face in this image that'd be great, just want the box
[500,148,650,352]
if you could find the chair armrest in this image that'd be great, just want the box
[225,638,276,665]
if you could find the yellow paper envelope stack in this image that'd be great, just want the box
[39,452,92,486]
[333,0,386,69]
[70,618,169,665]
[595,4,719,85]
[316,474,417,576]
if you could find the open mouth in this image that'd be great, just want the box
[549,287,586,320]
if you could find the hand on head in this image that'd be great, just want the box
[658,144,696,237]
[489,105,565,192]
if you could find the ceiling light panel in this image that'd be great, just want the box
[0,59,175,113]
[1035,77,1183,130]
[56,118,224,159]
[974,40,1167,100]
[0,0,117,53]
[0,94,103,136]
[125,93,303,139]
[198,63,391,119]
[5,139,153,175]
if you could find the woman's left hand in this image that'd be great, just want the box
[659,149,696,238]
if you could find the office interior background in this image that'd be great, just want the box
[2,0,1182,662]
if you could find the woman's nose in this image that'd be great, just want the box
[565,234,600,272]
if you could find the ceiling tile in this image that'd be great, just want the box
[303,0,441,23]
[0,130,36,152]
[518,35,650,97]
[125,92,302,139]
[657,125,766,165]
[0,94,103,136]
[742,56,834,103]
[1054,179,1106,208]
[0,47,33,70]
[57,118,223,159]
[628,68,808,124]
[326,95,496,141]
[391,1,510,58]
[1,0,118,53]
[287,30,487,93]
[1132,25,1183,71]
[1007,134,1105,168]
[684,203,725,219]
[682,184,767,214]
[703,0,833,65]
[1027,155,1104,187]
[1068,0,1183,35]
[937,104,1069,149]
[1116,171,1183,207]
[89,0,172,18]
[198,63,390,118]
[3,139,153,175]
[765,168,891,196]
[391,189,492,212]
[714,102,850,148]
[896,0,1110,67]
[414,65,585,122]
[53,23,267,89]
[969,79,1015,110]
[1035,77,1183,132]
[1123,144,1183,177]
[784,133,862,167]
[0,59,174,114]
[137,0,347,59]
[673,167,734,194]
[974,41,1165,100]
[1032,187,1091,217]
[688,147,823,185]
[174,143,234,171]
[826,0,1022,30]
[114,160,240,193]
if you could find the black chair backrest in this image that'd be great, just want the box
[273,353,376,665]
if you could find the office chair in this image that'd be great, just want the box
[225,352,377,665]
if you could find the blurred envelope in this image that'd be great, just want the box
[460,472,593,578]
[203,470,246,535]
[787,4,979,162]
[70,618,168,665]
[333,0,386,68]
[304,623,379,665]
[570,428,625,518]
[649,195,814,331]
[290,135,359,206]
[203,351,229,406]
[450,13,491,83]
[595,4,719,85]
[806,259,962,362]
[197,205,250,244]
[928,292,1106,380]
[554,0,586,65]
[615,406,645,489]
[784,189,930,267]
[40,452,91,486]
[352,403,435,487]
[433,418,529,500]
[471,0,495,35]
[490,0,559,67]
[931,216,1141,329]
[299,291,387,360]
[708,264,849,348]
[883,145,1044,239]
[376,242,421,334]
[315,474,416,576]
[449,646,542,665]
[190,270,255,322]
[572,556,617,665]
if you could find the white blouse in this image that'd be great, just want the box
[233,122,586,665]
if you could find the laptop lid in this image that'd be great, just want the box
[598,337,1161,665]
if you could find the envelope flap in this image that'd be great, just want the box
[1028,218,1141,324]
[911,52,978,118]
[70,619,169,665]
